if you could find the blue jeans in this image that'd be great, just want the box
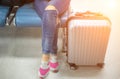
[34,0,70,54]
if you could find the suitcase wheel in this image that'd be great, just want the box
[97,63,104,68]
[69,63,78,70]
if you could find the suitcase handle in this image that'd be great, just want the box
[66,11,111,26]
[75,11,102,16]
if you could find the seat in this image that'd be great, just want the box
[15,3,69,27]
[0,6,10,27]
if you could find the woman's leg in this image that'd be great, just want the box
[35,0,70,56]
[34,0,70,77]
[42,0,70,55]
[42,1,70,73]
[34,0,50,62]
[34,1,50,78]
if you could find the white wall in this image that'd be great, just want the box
[71,0,120,18]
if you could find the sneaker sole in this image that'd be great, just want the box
[51,70,59,73]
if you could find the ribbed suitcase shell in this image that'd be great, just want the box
[67,13,111,66]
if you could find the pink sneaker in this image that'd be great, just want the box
[49,61,59,73]
[39,67,50,79]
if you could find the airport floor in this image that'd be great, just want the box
[0,26,120,79]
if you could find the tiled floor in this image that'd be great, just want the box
[0,26,120,79]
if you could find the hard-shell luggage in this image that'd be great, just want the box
[66,11,111,69]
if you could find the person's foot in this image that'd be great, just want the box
[39,67,50,79]
[49,59,59,73]
[39,61,50,79]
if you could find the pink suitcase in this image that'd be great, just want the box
[65,11,111,69]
